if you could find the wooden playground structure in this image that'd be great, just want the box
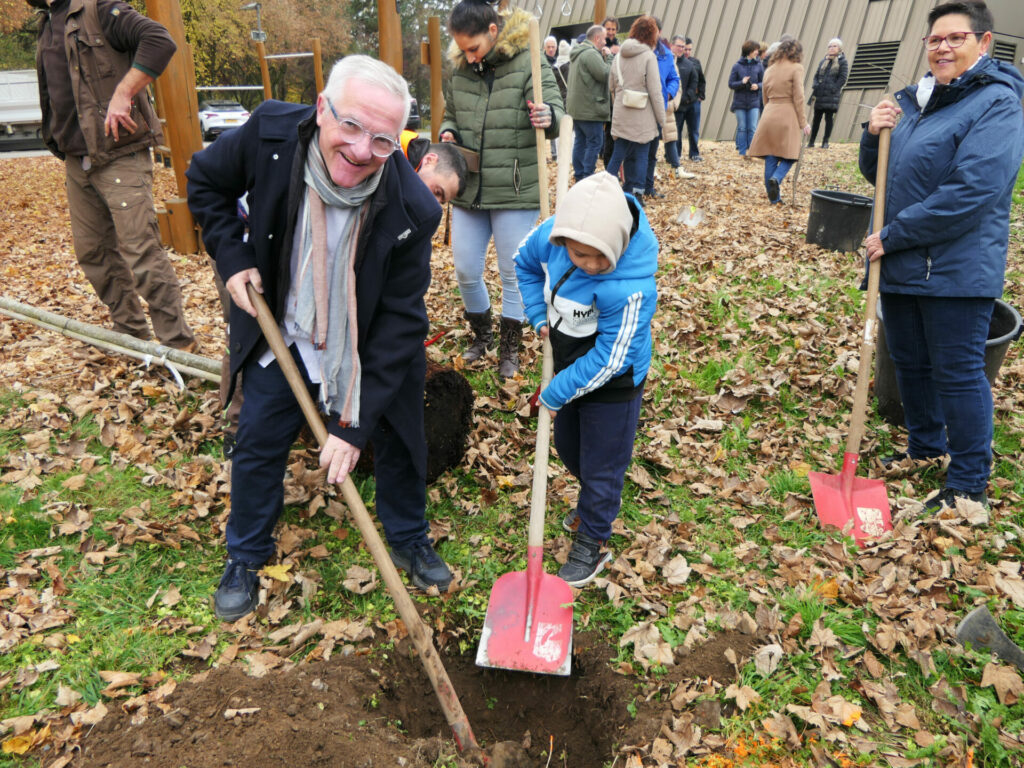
[150,0,607,255]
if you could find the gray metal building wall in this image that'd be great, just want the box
[539,0,1024,143]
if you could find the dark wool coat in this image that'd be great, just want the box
[186,100,442,470]
[859,56,1024,298]
[811,53,848,112]
[728,57,763,111]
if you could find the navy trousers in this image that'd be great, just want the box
[553,393,643,541]
[880,294,994,494]
[572,119,605,181]
[226,346,428,564]
[606,138,648,197]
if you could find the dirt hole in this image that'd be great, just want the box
[77,633,641,768]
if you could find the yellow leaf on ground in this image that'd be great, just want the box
[262,564,292,582]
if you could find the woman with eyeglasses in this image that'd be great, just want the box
[860,1,1024,514]
[440,0,564,378]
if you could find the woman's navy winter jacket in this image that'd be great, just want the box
[728,57,763,111]
[859,56,1024,298]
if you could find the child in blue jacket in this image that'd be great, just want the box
[515,172,658,586]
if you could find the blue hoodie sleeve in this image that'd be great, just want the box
[539,280,654,412]
[513,221,550,332]
[880,92,1024,252]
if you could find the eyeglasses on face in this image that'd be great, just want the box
[922,31,980,51]
[325,98,400,158]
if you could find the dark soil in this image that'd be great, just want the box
[76,630,746,767]
[355,361,474,484]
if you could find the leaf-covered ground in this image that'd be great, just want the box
[1,144,1023,768]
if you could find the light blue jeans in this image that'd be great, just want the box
[735,107,759,155]
[451,206,538,320]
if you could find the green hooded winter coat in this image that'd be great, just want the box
[566,39,611,123]
[441,8,564,210]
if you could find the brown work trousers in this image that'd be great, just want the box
[65,150,195,348]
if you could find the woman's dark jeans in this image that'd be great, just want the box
[810,108,836,144]
[606,137,649,197]
[880,293,995,493]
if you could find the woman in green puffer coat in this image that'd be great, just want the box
[440,0,564,378]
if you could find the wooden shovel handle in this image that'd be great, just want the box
[527,336,555,549]
[244,284,481,756]
[844,119,891,455]
[528,17,550,220]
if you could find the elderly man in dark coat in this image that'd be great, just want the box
[187,55,451,621]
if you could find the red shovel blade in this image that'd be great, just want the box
[476,549,573,675]
[809,453,892,546]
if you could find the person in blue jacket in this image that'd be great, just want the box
[187,56,454,620]
[643,18,680,198]
[515,172,658,586]
[728,40,764,156]
[860,0,1024,513]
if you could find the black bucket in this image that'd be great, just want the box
[874,298,1023,426]
[806,190,873,252]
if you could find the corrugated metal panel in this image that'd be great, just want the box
[536,0,1024,144]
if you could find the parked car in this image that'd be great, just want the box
[406,97,420,130]
[0,69,44,151]
[198,99,250,141]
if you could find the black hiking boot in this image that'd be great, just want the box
[558,532,612,587]
[562,509,580,533]
[390,538,453,591]
[214,557,261,621]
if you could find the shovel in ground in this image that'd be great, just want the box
[244,284,483,757]
[476,22,573,676]
[476,336,573,675]
[957,605,1024,671]
[808,124,893,545]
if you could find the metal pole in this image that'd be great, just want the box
[255,40,272,100]
[312,37,324,95]
[427,16,443,142]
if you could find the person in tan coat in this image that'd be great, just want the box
[607,15,666,201]
[747,38,811,204]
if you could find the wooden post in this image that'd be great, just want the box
[594,0,606,25]
[378,0,402,74]
[146,0,203,250]
[427,16,443,142]
[256,40,272,100]
[312,37,324,94]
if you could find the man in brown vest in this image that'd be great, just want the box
[30,0,194,349]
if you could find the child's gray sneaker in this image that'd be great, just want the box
[558,532,612,587]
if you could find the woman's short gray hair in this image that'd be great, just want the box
[829,37,843,49]
[322,55,411,134]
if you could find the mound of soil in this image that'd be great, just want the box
[77,631,721,767]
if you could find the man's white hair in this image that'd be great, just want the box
[322,55,411,134]
[544,35,557,46]
[587,24,605,43]
[828,37,843,49]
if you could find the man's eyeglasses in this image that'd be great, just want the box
[922,31,980,51]
[325,98,400,158]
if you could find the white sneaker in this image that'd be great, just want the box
[676,167,696,179]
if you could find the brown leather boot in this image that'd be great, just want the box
[462,309,493,362]
[498,317,523,378]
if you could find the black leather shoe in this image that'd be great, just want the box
[390,539,453,591]
[214,558,261,621]
[645,189,666,200]
[222,431,237,460]
[766,178,781,203]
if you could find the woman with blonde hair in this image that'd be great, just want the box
[809,38,848,148]
[747,38,810,203]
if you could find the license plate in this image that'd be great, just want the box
[224,119,239,124]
